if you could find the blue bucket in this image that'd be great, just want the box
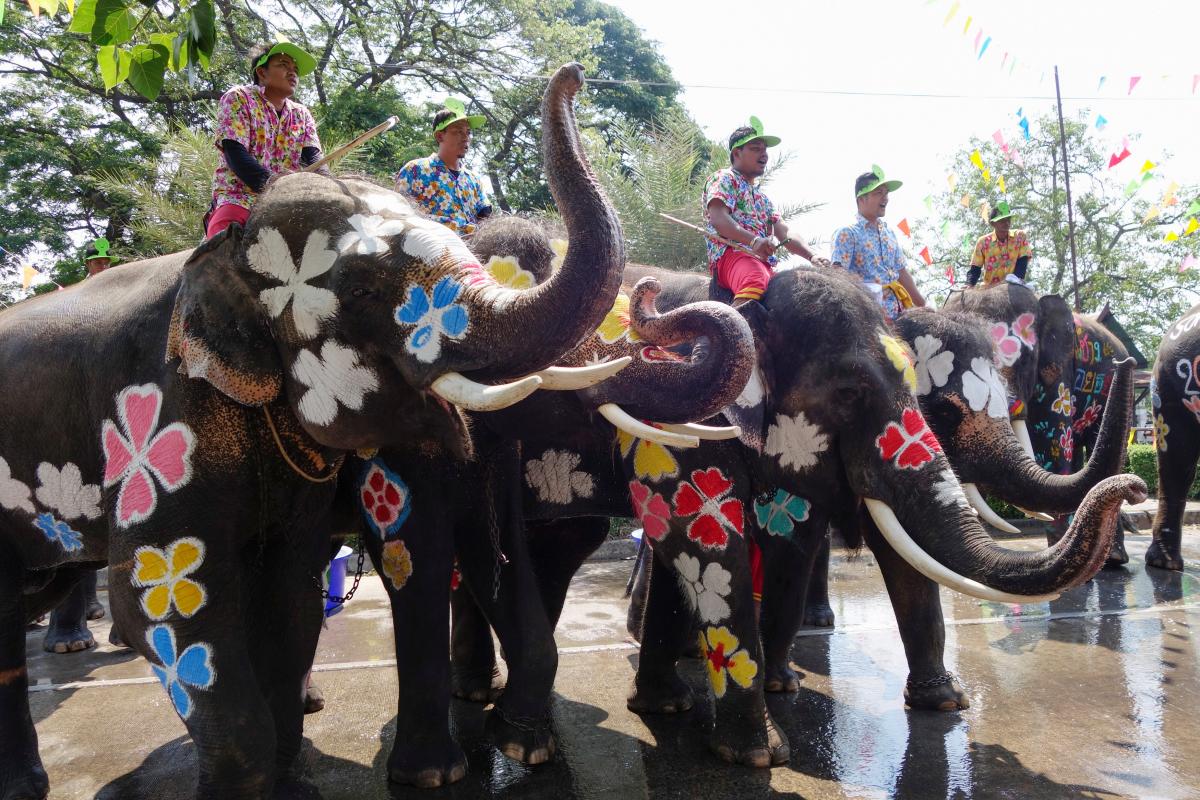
[324,545,355,617]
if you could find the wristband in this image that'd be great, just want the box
[779,237,792,248]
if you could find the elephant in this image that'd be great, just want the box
[0,62,625,800]
[1146,303,1200,570]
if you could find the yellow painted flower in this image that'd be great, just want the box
[382,539,413,591]
[549,238,568,272]
[1155,414,1170,452]
[880,333,917,393]
[617,429,679,480]
[132,537,207,620]
[596,293,642,344]
[699,626,758,698]
[484,255,536,290]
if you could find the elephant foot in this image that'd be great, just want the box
[41,623,94,654]
[710,712,789,767]
[272,776,321,800]
[904,671,969,711]
[1104,538,1130,568]
[303,682,325,715]
[108,623,129,649]
[1146,540,1185,572]
[387,738,468,789]
[85,597,105,621]
[763,661,801,693]
[627,671,694,714]
[803,602,835,627]
[451,665,504,704]
[486,703,556,765]
[0,763,49,800]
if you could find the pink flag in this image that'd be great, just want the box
[992,130,1006,149]
[944,264,956,284]
[1128,76,1141,95]
[1180,255,1197,273]
[974,29,982,51]
[1193,75,1199,95]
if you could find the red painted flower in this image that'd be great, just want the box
[875,408,942,470]
[671,468,744,550]
[1072,402,1101,434]
[1059,428,1075,462]
[359,460,411,538]
[629,481,671,541]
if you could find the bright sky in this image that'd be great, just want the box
[605,0,1200,257]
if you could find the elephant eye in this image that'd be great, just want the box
[350,287,372,298]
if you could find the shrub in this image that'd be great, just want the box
[1125,443,1200,498]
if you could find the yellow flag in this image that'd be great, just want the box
[979,201,991,222]
[943,0,960,26]
[982,168,991,184]
[1143,205,1162,224]
[998,176,1006,193]
[1186,218,1200,236]
[970,150,985,171]
[1140,160,1156,174]
[947,174,958,192]
[1166,231,1180,243]
[20,265,41,289]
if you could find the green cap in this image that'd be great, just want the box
[855,164,903,197]
[85,237,118,264]
[254,42,317,77]
[435,98,486,133]
[989,201,1014,222]
[730,116,781,151]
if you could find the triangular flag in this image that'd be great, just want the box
[1194,75,1200,95]
[977,36,991,60]
[943,0,960,26]
[1128,76,1141,95]
[919,246,932,266]
[1186,218,1199,236]
[992,130,1006,149]
[940,221,950,237]
[1143,205,1162,224]
[979,201,991,222]
[960,194,971,208]
[1140,160,1156,174]
[1097,76,1107,92]
[20,265,41,289]
[982,168,991,184]
[1018,117,1030,140]
[1142,171,1155,184]
[1163,182,1179,205]
[26,0,39,17]
[1124,179,1140,197]
[897,218,912,237]
[970,150,985,171]
[1165,231,1180,242]
[1108,147,1131,169]
[945,263,956,284]
[1180,254,1197,273]
[923,195,934,213]
[963,14,973,34]
[1187,199,1200,216]
[947,174,958,192]
[973,29,982,50]
[998,176,1006,194]
[1095,115,1107,130]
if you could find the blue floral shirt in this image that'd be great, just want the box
[394,154,492,236]
[832,214,908,318]
[702,168,780,267]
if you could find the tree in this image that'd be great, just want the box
[911,111,1200,356]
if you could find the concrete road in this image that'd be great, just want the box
[24,528,1200,799]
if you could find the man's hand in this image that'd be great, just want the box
[810,256,832,269]
[751,235,777,260]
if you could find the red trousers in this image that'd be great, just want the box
[205,203,251,239]
[713,247,773,302]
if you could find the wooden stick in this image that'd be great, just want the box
[305,116,399,173]
[657,212,764,260]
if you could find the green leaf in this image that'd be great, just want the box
[149,32,177,69]
[67,0,97,32]
[91,0,135,45]
[0,0,6,26]
[170,31,188,72]
[188,0,215,56]
[97,44,117,89]
[126,42,168,100]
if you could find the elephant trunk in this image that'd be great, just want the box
[965,358,1134,513]
[456,63,623,381]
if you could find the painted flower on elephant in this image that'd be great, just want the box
[932,469,970,511]
[146,624,215,720]
[617,430,679,481]
[358,459,412,538]
[1072,402,1101,434]
[484,255,536,290]
[291,340,380,427]
[525,449,595,505]
[698,625,758,698]
[753,489,810,537]
[1059,428,1075,462]
[0,456,34,514]
[1183,396,1200,425]
[102,384,196,529]
[337,213,407,256]
[674,553,732,624]
[595,293,642,345]
[1051,383,1073,417]
[765,411,829,473]
[875,407,941,470]
[879,334,917,392]
[1011,312,1037,348]
[961,357,1009,419]
[395,276,471,363]
[912,335,955,396]
[1154,413,1170,452]
[672,468,744,550]
[628,481,671,540]
[381,539,414,591]
[549,238,568,272]
[35,462,101,521]
[248,227,339,340]
[33,513,83,552]
[132,537,207,620]
[989,321,1023,367]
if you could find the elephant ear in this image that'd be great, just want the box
[1036,294,1075,386]
[721,302,774,452]
[166,224,284,406]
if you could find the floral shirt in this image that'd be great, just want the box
[702,168,780,267]
[971,229,1032,286]
[395,155,492,236]
[831,214,908,319]
[211,84,320,211]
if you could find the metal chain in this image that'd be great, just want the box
[483,455,509,602]
[318,539,367,606]
[906,671,954,692]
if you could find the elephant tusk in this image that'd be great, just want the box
[962,484,1022,535]
[430,372,543,411]
[864,498,1060,604]
[1015,506,1056,522]
[598,403,700,449]
[536,357,633,390]
[1011,419,1036,459]
[655,422,742,441]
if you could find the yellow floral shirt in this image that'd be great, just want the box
[970,229,1032,286]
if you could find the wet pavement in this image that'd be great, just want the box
[24,527,1200,799]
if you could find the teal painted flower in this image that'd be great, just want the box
[753,489,810,537]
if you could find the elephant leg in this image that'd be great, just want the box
[527,516,609,627]
[759,533,819,693]
[40,578,95,655]
[625,538,651,642]
[0,544,50,800]
[627,547,694,714]
[449,579,500,703]
[1148,405,1198,571]
[803,533,835,627]
[83,571,104,621]
[863,517,969,712]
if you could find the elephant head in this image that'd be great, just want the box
[166,63,624,454]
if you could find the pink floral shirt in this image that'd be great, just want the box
[210,84,320,211]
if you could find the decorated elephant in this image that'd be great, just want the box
[0,63,625,800]
[1146,303,1200,570]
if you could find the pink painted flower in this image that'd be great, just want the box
[989,322,1022,367]
[102,384,195,528]
[1059,428,1075,462]
[1012,312,1037,348]
[671,468,744,550]
[629,480,671,541]
[876,407,941,470]
[1072,402,1102,433]
[1183,395,1200,424]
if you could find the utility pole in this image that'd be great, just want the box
[1054,65,1082,311]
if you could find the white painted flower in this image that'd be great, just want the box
[0,456,33,514]
[735,363,765,408]
[765,411,829,472]
[932,469,970,510]
[248,227,339,340]
[401,217,477,268]
[961,357,1009,419]
[549,238,568,272]
[524,450,595,505]
[291,341,380,427]
[337,213,408,256]
[673,552,732,624]
[912,334,955,396]
[362,190,414,219]
[35,463,101,521]
[584,353,614,367]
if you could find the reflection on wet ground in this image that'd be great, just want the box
[25,530,1200,799]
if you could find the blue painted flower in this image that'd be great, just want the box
[752,490,810,538]
[358,458,412,539]
[33,513,83,552]
[395,276,470,363]
[146,624,215,720]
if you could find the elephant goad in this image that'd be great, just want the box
[0,63,626,800]
[1147,303,1200,571]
